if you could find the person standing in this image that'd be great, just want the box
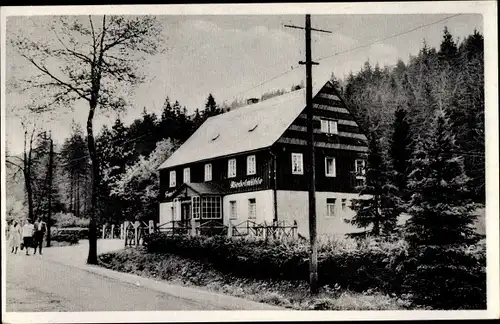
[33,217,47,255]
[9,220,22,254]
[22,219,35,256]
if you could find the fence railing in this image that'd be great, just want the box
[231,219,298,240]
[118,218,299,248]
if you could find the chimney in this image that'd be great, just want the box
[246,98,259,105]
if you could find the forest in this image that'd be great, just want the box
[6,27,484,235]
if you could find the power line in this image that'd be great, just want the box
[315,14,463,62]
[232,13,463,100]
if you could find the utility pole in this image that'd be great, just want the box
[285,15,331,294]
[46,132,54,247]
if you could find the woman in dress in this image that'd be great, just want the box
[9,220,21,254]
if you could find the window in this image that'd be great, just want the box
[247,155,256,175]
[173,198,181,220]
[326,198,336,217]
[204,163,212,182]
[341,199,347,211]
[169,171,176,187]
[192,196,201,219]
[228,159,237,178]
[248,198,256,219]
[201,196,222,219]
[355,159,366,179]
[325,157,336,177]
[183,168,190,183]
[320,119,338,134]
[291,153,303,175]
[229,201,237,220]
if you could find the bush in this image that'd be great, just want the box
[53,212,90,228]
[143,233,486,309]
[51,231,79,245]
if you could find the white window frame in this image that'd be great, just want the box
[326,198,336,218]
[169,171,176,187]
[355,159,366,179]
[204,163,212,182]
[228,159,237,178]
[229,200,237,220]
[201,196,222,219]
[291,153,304,175]
[191,196,201,219]
[183,167,190,183]
[341,198,347,211]
[248,198,256,219]
[325,157,336,177]
[247,155,256,175]
[320,118,338,135]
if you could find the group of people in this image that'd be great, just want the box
[7,217,47,255]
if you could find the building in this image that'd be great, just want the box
[157,80,369,238]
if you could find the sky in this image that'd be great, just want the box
[4,13,483,155]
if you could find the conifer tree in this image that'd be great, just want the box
[203,93,221,119]
[405,110,479,247]
[350,133,399,236]
[389,107,413,202]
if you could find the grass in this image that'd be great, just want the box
[98,247,414,310]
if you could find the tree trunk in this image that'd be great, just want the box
[87,104,99,265]
[24,169,34,221]
[76,173,80,217]
[69,172,74,214]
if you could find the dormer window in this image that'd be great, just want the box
[320,119,338,135]
[249,124,258,132]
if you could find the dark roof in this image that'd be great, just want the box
[168,182,226,198]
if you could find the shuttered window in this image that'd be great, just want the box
[320,119,338,134]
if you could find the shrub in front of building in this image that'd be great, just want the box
[143,233,485,309]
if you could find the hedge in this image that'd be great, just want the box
[143,233,485,309]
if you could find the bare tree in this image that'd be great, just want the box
[11,15,163,264]
[6,118,40,222]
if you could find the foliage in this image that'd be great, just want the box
[99,247,412,310]
[389,107,413,202]
[344,28,484,201]
[131,234,485,309]
[110,139,179,221]
[53,212,90,228]
[51,231,80,245]
[350,134,400,235]
[405,110,479,247]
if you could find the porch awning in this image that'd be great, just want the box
[166,182,226,199]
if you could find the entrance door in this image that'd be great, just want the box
[181,202,191,227]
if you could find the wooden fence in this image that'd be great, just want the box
[119,218,298,248]
[230,220,298,241]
